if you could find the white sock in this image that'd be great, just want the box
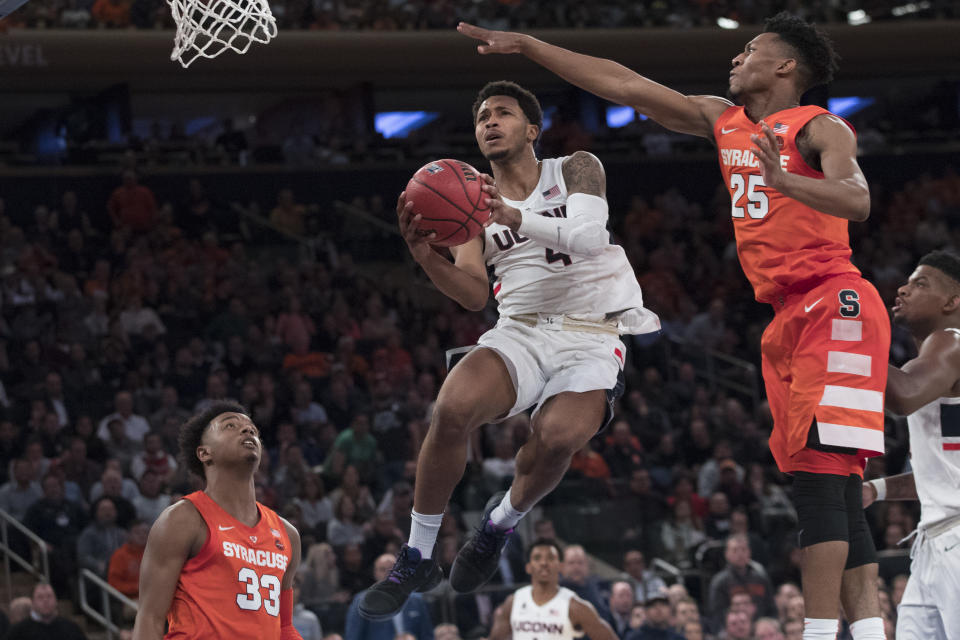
[489,488,528,530]
[408,510,443,559]
[803,618,839,640]
[849,617,885,640]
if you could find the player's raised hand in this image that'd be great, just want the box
[396,191,435,263]
[457,22,527,55]
[480,179,522,231]
[750,122,785,190]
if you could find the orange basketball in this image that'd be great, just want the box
[404,159,490,247]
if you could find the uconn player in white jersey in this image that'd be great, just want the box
[488,539,616,640]
[863,251,960,640]
[360,81,659,621]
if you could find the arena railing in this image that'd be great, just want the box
[78,568,139,640]
[0,507,50,599]
[663,335,760,410]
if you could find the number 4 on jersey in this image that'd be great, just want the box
[730,174,769,219]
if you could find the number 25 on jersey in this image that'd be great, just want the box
[730,174,769,219]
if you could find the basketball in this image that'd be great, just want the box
[405,159,490,248]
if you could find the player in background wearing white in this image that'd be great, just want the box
[487,538,617,640]
[359,80,660,621]
[863,250,960,640]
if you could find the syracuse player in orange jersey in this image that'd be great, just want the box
[459,13,889,640]
[132,402,302,640]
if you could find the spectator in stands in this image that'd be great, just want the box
[292,380,329,428]
[697,441,743,498]
[773,582,800,624]
[6,582,86,640]
[24,472,86,595]
[729,592,758,626]
[603,420,645,478]
[704,491,732,540]
[720,609,752,640]
[270,188,306,236]
[560,544,609,618]
[605,580,635,638]
[362,510,404,566]
[326,413,379,483]
[659,499,706,570]
[119,296,166,338]
[707,534,775,628]
[729,506,768,567]
[107,519,148,598]
[623,550,666,606]
[300,542,349,608]
[107,171,157,232]
[292,574,323,640]
[129,431,177,483]
[76,496,125,576]
[327,494,365,548]
[97,390,150,443]
[42,372,73,428]
[673,596,708,637]
[132,469,169,525]
[90,468,137,527]
[57,437,101,501]
[754,617,785,640]
[783,618,803,640]
[0,458,43,520]
[680,620,703,640]
[294,472,333,535]
[345,553,433,640]
[625,589,682,640]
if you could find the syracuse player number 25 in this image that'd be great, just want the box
[730,174,769,219]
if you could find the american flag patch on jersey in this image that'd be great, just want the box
[773,122,789,134]
[542,184,561,200]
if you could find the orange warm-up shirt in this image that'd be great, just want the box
[713,104,860,304]
[165,491,292,640]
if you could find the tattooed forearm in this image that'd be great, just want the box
[561,150,606,199]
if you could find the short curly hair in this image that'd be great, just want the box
[764,12,840,93]
[472,80,543,139]
[178,401,249,480]
[919,250,960,287]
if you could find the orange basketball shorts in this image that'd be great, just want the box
[761,274,890,476]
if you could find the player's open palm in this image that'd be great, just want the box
[750,122,785,190]
[457,22,526,55]
[397,191,435,263]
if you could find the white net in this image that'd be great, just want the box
[168,0,277,68]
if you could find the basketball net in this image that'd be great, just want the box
[168,0,277,68]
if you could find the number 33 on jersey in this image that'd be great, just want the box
[165,491,292,639]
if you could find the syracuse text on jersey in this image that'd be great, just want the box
[719,148,789,169]
[222,539,289,571]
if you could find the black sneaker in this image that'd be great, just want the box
[358,544,442,621]
[449,491,514,593]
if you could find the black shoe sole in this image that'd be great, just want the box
[357,562,443,621]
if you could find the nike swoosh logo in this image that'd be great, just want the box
[721,127,738,134]
[946,542,960,552]
[804,297,824,313]
[218,525,234,531]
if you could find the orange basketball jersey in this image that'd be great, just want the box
[165,491,292,640]
[713,105,860,303]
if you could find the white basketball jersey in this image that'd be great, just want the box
[482,156,660,335]
[907,330,960,529]
[510,585,579,640]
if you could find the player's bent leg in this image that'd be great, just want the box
[449,390,606,594]
[360,347,515,621]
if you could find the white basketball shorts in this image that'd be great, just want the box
[474,317,626,424]
[897,523,960,640]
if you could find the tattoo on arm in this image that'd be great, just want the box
[562,151,606,199]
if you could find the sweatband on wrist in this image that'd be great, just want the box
[868,478,886,501]
[517,193,609,257]
[280,588,295,626]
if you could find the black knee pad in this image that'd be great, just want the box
[793,471,851,548]
[844,473,877,569]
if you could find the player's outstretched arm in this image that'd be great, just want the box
[132,501,204,640]
[486,595,513,640]
[887,329,960,415]
[457,23,729,138]
[751,115,870,221]
[397,191,489,311]
[863,472,917,508]
[569,597,618,640]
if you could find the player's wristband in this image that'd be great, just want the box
[868,478,887,501]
